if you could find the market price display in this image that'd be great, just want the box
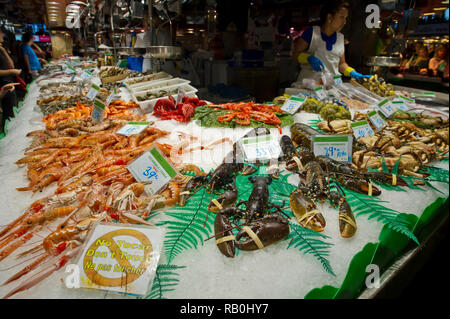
[80,70,93,80]
[412,92,435,98]
[69,73,76,83]
[64,63,76,74]
[368,110,386,130]
[127,147,178,195]
[392,100,409,111]
[333,75,343,86]
[239,134,281,162]
[376,98,395,118]
[91,99,106,123]
[398,95,415,104]
[116,122,151,137]
[86,84,100,101]
[351,120,374,139]
[106,88,117,106]
[281,96,306,114]
[312,135,352,162]
[314,86,327,100]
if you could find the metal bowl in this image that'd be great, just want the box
[366,56,401,67]
[147,46,184,59]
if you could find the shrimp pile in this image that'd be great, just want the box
[42,100,141,128]
[1,116,205,298]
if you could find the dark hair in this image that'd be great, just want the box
[22,32,33,43]
[320,0,350,26]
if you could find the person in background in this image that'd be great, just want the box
[0,28,21,131]
[291,0,371,83]
[429,44,448,77]
[21,32,45,81]
[427,44,435,60]
[412,47,429,75]
[405,42,424,69]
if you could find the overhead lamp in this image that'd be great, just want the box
[433,7,448,10]
[70,1,87,5]
[48,1,60,4]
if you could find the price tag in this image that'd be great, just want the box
[176,87,186,105]
[239,134,282,162]
[92,77,102,87]
[368,110,386,130]
[333,75,343,85]
[281,96,306,114]
[312,135,352,162]
[392,100,409,111]
[314,86,327,100]
[64,63,76,74]
[398,95,415,104]
[351,120,375,139]
[69,73,76,83]
[106,88,117,106]
[81,70,92,80]
[91,98,106,123]
[127,147,178,195]
[116,122,151,136]
[412,92,435,98]
[86,84,100,101]
[376,98,395,118]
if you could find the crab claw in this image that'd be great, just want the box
[235,215,289,251]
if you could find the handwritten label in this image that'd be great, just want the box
[91,99,106,123]
[106,88,117,106]
[376,98,395,118]
[64,63,76,74]
[116,122,151,136]
[392,100,409,111]
[412,92,435,98]
[333,75,343,85]
[176,88,186,105]
[312,135,352,162]
[281,96,306,114]
[314,86,327,100]
[86,84,100,100]
[127,147,177,195]
[351,120,375,139]
[368,110,386,130]
[398,95,414,103]
[239,134,281,162]
[81,70,92,80]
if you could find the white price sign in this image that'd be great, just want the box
[106,88,117,106]
[398,95,414,104]
[333,75,343,85]
[392,100,409,111]
[314,86,327,100]
[176,87,186,105]
[368,110,386,130]
[351,120,375,139]
[69,73,76,83]
[91,99,106,123]
[116,122,151,136]
[281,96,306,114]
[412,92,435,98]
[127,147,178,195]
[239,134,282,162]
[312,135,352,162]
[86,84,100,101]
[376,98,395,118]
[81,70,93,80]
[92,77,102,87]
[64,63,76,74]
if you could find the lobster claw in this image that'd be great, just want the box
[338,201,357,238]
[235,215,290,251]
[214,213,235,258]
[289,190,326,232]
[208,189,239,213]
[364,171,409,187]
[242,162,260,175]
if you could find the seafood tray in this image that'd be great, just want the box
[132,83,198,113]
[341,83,381,105]
[130,78,190,95]
[123,72,173,89]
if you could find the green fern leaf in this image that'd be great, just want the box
[144,264,186,299]
[287,222,336,276]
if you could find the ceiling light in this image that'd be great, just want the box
[48,1,60,4]
[433,7,448,10]
[70,1,87,5]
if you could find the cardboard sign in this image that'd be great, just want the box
[351,120,375,139]
[239,134,282,162]
[86,84,101,101]
[368,110,386,131]
[91,98,106,122]
[376,98,395,118]
[312,135,352,162]
[281,96,306,114]
[116,122,151,136]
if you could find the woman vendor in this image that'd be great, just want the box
[291,0,370,82]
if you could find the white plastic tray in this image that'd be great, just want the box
[132,83,198,113]
[123,72,172,89]
[131,78,191,95]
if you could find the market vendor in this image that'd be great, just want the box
[291,0,371,82]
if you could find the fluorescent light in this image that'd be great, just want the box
[48,1,60,4]
[423,13,435,15]
[433,7,448,10]
[71,1,87,5]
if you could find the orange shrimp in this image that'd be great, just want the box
[97,165,124,176]
[56,175,92,194]
[163,182,180,206]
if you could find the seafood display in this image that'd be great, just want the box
[302,97,351,121]
[98,67,128,79]
[153,96,207,122]
[350,75,395,97]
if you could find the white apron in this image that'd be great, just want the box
[297,25,345,82]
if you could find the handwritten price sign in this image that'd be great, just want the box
[281,96,306,114]
[127,147,177,195]
[91,99,106,123]
[314,86,327,100]
[368,110,386,131]
[392,100,409,111]
[376,98,395,118]
[116,122,151,137]
[86,84,100,101]
[239,134,281,162]
[312,135,352,162]
[351,120,374,139]
[333,75,343,85]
